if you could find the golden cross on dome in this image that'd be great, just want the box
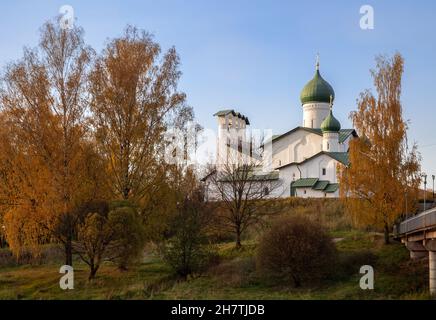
[329,95,333,110]
[316,53,320,71]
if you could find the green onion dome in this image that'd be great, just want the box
[321,109,341,133]
[300,67,335,105]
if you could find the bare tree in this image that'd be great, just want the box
[208,146,282,248]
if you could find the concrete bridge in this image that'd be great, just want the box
[394,206,436,296]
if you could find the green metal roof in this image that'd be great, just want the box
[300,69,335,105]
[324,183,339,193]
[291,178,319,188]
[321,110,341,133]
[313,180,330,190]
[291,178,340,194]
[325,152,349,166]
[338,129,355,143]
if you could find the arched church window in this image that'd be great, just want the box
[322,168,326,176]
[311,119,314,128]
[327,142,330,150]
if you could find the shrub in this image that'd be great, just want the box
[160,192,217,278]
[75,211,114,280]
[257,216,337,287]
[108,203,146,270]
[73,200,146,279]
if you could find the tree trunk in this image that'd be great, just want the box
[384,223,390,245]
[235,228,242,249]
[65,237,73,266]
[292,275,301,288]
[88,265,99,281]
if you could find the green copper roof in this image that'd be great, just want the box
[324,183,339,193]
[325,152,349,166]
[313,180,330,190]
[338,129,355,143]
[291,178,319,188]
[300,69,335,104]
[321,110,341,133]
[290,178,340,194]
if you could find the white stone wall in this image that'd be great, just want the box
[203,172,286,201]
[302,102,330,128]
[271,129,323,168]
[322,132,340,152]
[293,187,338,198]
[271,154,339,198]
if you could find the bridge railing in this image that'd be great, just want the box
[394,207,436,236]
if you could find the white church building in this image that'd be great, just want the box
[205,60,357,198]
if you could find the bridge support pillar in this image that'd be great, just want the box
[430,251,436,297]
[405,241,427,260]
[410,251,427,259]
[424,240,436,296]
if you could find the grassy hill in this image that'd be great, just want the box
[0,199,431,300]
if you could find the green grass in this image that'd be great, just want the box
[0,230,430,300]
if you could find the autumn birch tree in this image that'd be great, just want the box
[89,26,193,208]
[0,19,94,264]
[339,53,421,244]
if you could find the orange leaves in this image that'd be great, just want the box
[339,54,421,239]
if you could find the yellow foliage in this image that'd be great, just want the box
[339,53,421,242]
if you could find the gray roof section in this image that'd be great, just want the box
[277,151,349,170]
[213,109,250,125]
[271,127,357,144]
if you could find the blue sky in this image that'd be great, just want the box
[1,0,435,179]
